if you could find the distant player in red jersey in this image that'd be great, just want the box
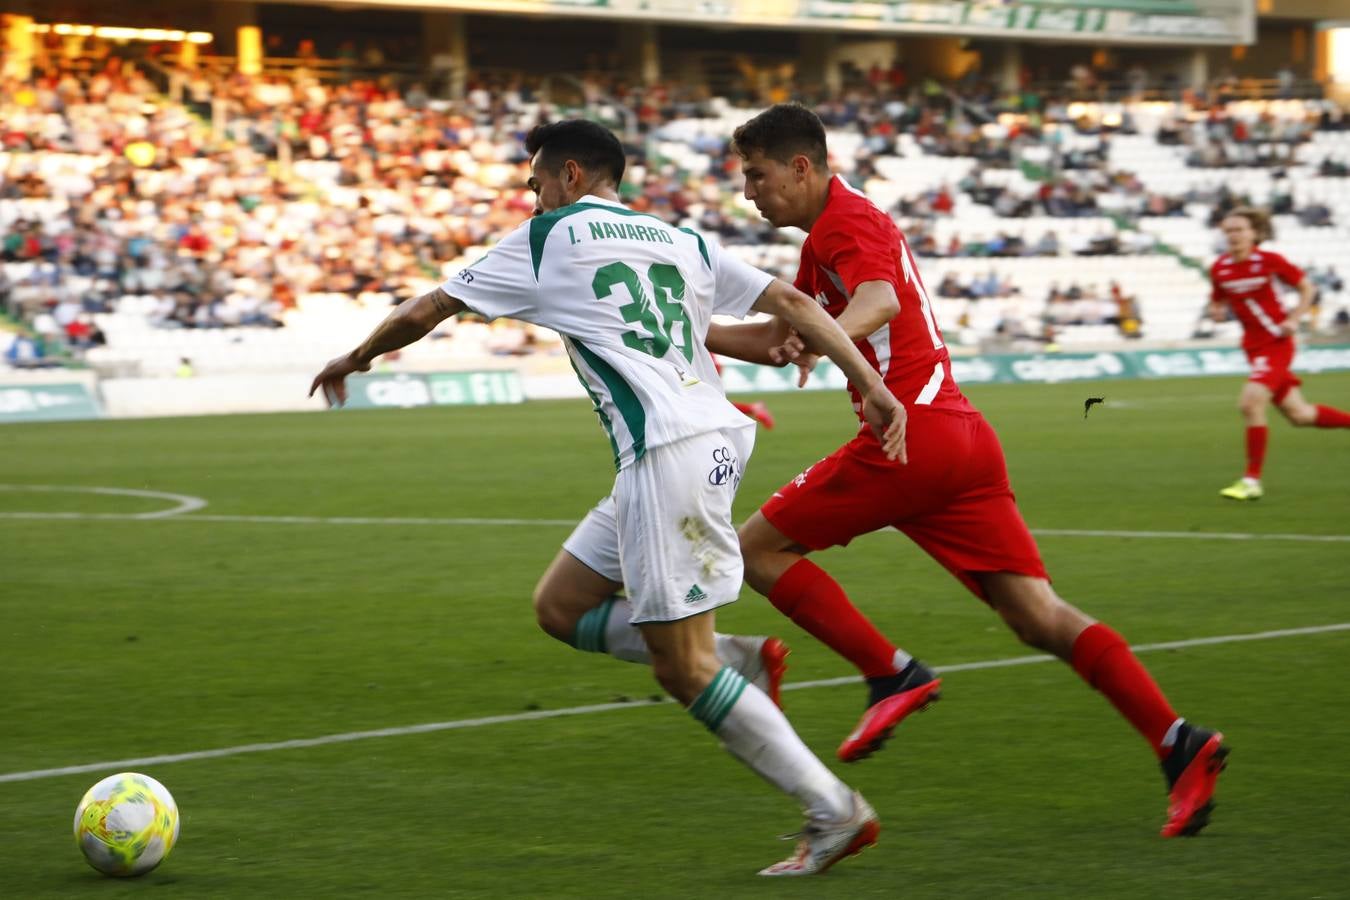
[1208,207,1350,501]
[708,103,1227,838]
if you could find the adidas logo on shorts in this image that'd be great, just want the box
[684,584,709,604]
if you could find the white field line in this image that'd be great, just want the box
[1102,395,1237,408]
[0,512,579,527]
[1032,528,1350,544]
[1,506,1349,543]
[1,510,1347,543]
[0,485,207,519]
[3,621,1346,786]
[2,485,1348,541]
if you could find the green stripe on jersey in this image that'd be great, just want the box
[572,339,647,465]
[528,201,701,278]
[676,227,710,269]
[566,346,622,470]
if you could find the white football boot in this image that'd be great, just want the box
[759,791,881,876]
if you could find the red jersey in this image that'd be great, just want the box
[795,176,973,419]
[1209,249,1304,351]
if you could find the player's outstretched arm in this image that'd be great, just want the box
[706,318,792,365]
[309,287,465,407]
[752,279,907,462]
[824,280,900,342]
[708,318,819,387]
[765,279,899,380]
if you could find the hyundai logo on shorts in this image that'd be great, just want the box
[708,446,739,488]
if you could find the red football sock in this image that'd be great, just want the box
[1244,425,1268,479]
[768,558,901,678]
[1071,623,1180,759]
[1314,405,1350,428]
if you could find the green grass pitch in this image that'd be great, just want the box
[2,374,1349,898]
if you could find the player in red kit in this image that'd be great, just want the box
[708,103,1228,838]
[1208,207,1350,501]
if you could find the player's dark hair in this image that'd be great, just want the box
[731,103,828,168]
[1223,206,1274,242]
[525,119,625,187]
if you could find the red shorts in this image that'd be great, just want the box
[760,410,1047,601]
[1245,338,1301,403]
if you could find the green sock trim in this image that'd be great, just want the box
[570,597,616,653]
[689,666,748,733]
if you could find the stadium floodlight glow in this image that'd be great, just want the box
[1330,27,1350,85]
[92,26,138,40]
[25,22,212,44]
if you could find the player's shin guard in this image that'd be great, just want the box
[1244,425,1268,479]
[1071,623,1180,759]
[690,666,853,822]
[1314,405,1350,428]
[769,559,907,678]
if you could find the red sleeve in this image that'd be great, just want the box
[792,244,812,295]
[812,212,901,294]
[1209,260,1221,304]
[1270,252,1305,287]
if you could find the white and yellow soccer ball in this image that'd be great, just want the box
[73,772,180,877]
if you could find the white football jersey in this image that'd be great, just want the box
[442,195,772,469]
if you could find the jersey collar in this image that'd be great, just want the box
[577,194,625,208]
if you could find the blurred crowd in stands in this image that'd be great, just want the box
[2,40,1349,369]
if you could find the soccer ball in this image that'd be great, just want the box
[73,772,180,877]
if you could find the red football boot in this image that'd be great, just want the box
[1161,724,1229,837]
[837,661,942,763]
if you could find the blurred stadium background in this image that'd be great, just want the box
[2,0,1350,415]
[3,2,1350,896]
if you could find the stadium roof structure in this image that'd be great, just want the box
[235,0,1256,46]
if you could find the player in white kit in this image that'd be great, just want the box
[310,119,907,875]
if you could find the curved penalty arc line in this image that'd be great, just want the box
[0,484,208,519]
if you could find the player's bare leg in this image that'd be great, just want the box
[533,549,624,643]
[532,549,789,705]
[977,572,1228,836]
[975,572,1094,660]
[739,512,941,762]
[640,613,877,875]
[1221,382,1272,501]
[1277,385,1350,430]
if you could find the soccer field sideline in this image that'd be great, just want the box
[4,484,1350,542]
[4,620,1346,786]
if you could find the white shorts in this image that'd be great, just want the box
[562,496,624,584]
[562,424,755,624]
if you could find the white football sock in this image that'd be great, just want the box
[603,599,651,663]
[573,597,743,667]
[690,667,853,822]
